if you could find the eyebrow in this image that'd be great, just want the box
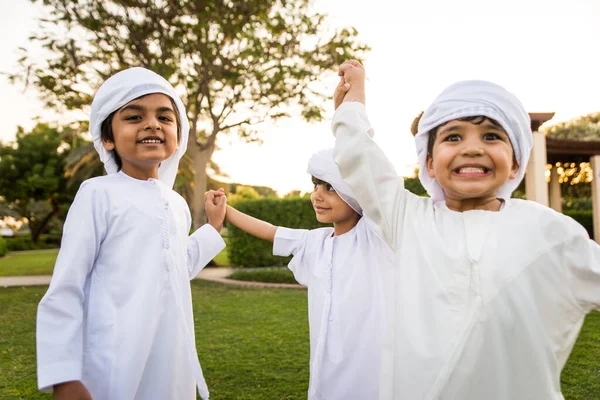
[119,104,176,114]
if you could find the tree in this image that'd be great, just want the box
[0,123,82,242]
[11,0,369,228]
[544,112,600,141]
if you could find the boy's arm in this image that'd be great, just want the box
[225,205,277,242]
[565,226,600,312]
[225,202,311,286]
[36,182,105,392]
[332,60,409,249]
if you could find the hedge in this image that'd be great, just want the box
[227,197,327,267]
[0,237,7,257]
[563,210,594,239]
[3,236,59,252]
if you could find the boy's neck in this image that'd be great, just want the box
[333,214,362,236]
[121,164,160,181]
[445,196,504,212]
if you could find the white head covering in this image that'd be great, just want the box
[90,67,190,189]
[307,148,362,215]
[415,80,532,202]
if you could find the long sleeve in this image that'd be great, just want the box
[187,224,226,279]
[36,182,107,391]
[332,102,410,250]
[565,224,600,313]
[273,227,311,286]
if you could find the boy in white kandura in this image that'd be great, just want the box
[36,67,226,400]
[333,60,600,400]
[209,148,394,400]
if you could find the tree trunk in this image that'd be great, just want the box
[188,127,217,230]
[31,198,60,243]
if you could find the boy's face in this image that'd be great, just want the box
[426,119,518,202]
[102,93,178,177]
[311,180,359,225]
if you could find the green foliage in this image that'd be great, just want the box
[404,175,428,196]
[228,267,299,284]
[228,197,326,267]
[3,236,57,252]
[0,123,80,242]
[0,237,7,257]
[564,210,594,239]
[544,112,600,140]
[14,0,369,225]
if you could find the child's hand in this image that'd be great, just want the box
[53,380,92,400]
[338,59,366,105]
[205,188,227,232]
[334,77,351,110]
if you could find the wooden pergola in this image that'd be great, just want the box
[526,113,600,242]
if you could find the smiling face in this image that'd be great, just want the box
[310,177,360,235]
[426,117,519,210]
[101,93,179,180]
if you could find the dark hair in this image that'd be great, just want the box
[100,95,182,171]
[311,176,334,191]
[426,116,513,160]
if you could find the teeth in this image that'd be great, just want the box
[139,139,162,144]
[458,167,486,173]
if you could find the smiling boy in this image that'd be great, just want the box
[213,148,394,400]
[332,60,600,399]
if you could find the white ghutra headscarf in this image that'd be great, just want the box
[415,80,532,202]
[307,148,363,215]
[90,67,190,189]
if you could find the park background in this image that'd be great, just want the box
[0,0,599,398]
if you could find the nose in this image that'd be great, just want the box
[145,117,161,131]
[460,137,484,157]
[312,185,325,201]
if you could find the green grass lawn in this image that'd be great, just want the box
[0,250,58,277]
[0,245,230,277]
[1,282,599,399]
[0,280,310,399]
[228,267,298,284]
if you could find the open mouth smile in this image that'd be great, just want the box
[453,165,490,175]
[138,137,164,144]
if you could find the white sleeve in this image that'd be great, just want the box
[273,227,311,286]
[187,224,226,279]
[565,226,600,313]
[36,181,107,391]
[332,102,410,250]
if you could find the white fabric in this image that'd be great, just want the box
[273,217,393,400]
[37,172,225,399]
[332,102,600,400]
[415,80,532,202]
[90,67,190,188]
[307,148,362,215]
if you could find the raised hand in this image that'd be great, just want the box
[205,189,227,232]
[338,59,366,105]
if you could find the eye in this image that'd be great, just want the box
[483,133,501,140]
[124,115,142,121]
[444,134,461,142]
[158,115,174,122]
[326,184,335,192]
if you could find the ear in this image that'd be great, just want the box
[509,161,519,179]
[102,139,115,151]
[426,154,436,179]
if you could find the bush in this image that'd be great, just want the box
[228,267,299,284]
[4,236,58,252]
[563,210,594,239]
[0,237,7,257]
[228,197,327,267]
